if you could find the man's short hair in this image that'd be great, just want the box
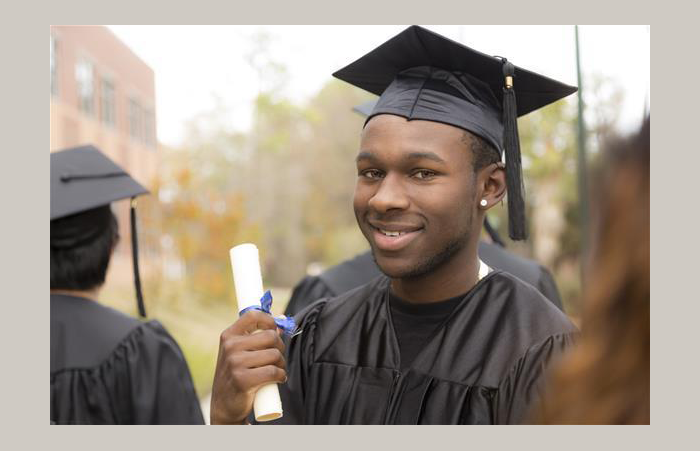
[463,131,501,173]
[50,209,119,291]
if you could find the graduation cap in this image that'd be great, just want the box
[352,99,377,117]
[334,25,577,240]
[51,145,150,317]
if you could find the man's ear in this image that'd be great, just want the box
[478,162,506,209]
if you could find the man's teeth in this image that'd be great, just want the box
[380,229,405,237]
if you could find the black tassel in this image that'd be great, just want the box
[502,61,527,241]
[130,198,147,318]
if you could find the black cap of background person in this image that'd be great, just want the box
[334,25,577,240]
[51,145,149,317]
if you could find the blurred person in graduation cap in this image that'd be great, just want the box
[535,117,650,424]
[51,145,204,425]
[212,25,577,425]
[284,99,564,317]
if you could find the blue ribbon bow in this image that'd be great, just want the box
[239,290,297,336]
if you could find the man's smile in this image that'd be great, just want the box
[368,220,424,252]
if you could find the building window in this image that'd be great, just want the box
[50,35,58,97]
[129,97,156,148]
[100,78,116,127]
[144,108,155,147]
[75,58,95,116]
[129,97,143,142]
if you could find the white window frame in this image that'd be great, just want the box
[75,55,95,116]
[50,34,59,98]
[100,74,116,128]
[128,96,143,142]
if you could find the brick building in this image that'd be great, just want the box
[50,25,160,284]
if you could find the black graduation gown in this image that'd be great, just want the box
[285,251,379,316]
[284,244,563,316]
[477,242,563,311]
[50,294,204,425]
[265,271,576,425]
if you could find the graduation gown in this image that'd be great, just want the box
[285,251,379,316]
[284,244,563,316]
[50,294,204,425]
[477,242,563,311]
[266,270,576,425]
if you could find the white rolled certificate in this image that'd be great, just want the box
[229,243,283,422]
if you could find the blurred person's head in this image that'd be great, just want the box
[51,145,148,312]
[50,206,120,292]
[536,116,650,424]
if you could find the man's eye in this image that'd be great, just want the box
[360,169,383,179]
[413,170,436,180]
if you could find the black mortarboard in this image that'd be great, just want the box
[352,99,377,118]
[334,25,577,240]
[51,145,149,317]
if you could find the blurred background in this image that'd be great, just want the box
[49,25,650,418]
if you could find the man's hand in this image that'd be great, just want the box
[210,310,287,425]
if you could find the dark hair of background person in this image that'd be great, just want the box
[50,208,119,291]
[535,116,650,424]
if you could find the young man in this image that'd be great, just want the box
[283,99,564,317]
[51,145,204,424]
[211,26,577,424]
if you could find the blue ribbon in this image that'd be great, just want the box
[239,290,297,336]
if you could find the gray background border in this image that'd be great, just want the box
[2,0,686,449]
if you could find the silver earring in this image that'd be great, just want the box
[480,199,488,207]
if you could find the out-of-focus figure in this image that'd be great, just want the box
[51,145,204,425]
[536,117,650,424]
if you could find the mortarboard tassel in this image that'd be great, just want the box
[502,60,527,241]
[130,197,147,318]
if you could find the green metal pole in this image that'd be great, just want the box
[575,25,589,289]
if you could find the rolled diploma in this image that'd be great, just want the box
[229,243,283,422]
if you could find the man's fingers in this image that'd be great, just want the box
[211,310,287,426]
[237,348,287,371]
[243,365,287,390]
[241,329,285,353]
[221,310,279,343]
[238,310,280,334]
[220,328,285,359]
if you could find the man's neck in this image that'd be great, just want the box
[390,243,480,304]
[50,288,100,301]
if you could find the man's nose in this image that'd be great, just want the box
[367,173,410,214]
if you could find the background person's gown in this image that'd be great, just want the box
[284,242,563,317]
[263,271,576,424]
[50,294,204,424]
